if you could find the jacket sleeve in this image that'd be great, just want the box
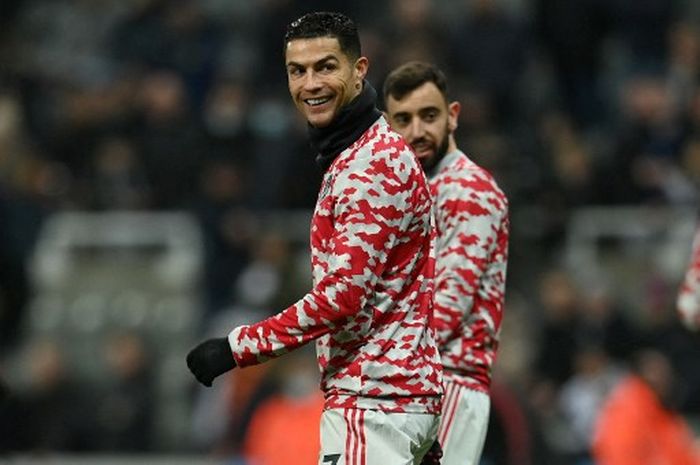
[431,176,508,347]
[228,150,424,367]
[678,225,700,331]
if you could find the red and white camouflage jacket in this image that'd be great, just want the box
[228,117,443,414]
[428,150,509,393]
[678,225,700,331]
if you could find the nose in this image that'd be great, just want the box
[407,117,425,141]
[302,70,321,92]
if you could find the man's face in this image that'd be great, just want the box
[285,37,367,128]
[386,81,459,170]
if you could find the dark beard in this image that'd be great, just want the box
[421,129,451,174]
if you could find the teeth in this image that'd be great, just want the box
[306,97,331,106]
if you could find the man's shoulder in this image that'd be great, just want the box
[362,116,414,156]
[339,117,419,171]
[438,152,508,204]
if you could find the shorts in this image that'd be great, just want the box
[438,381,491,465]
[319,408,440,465]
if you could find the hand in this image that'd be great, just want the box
[420,439,443,465]
[186,337,237,387]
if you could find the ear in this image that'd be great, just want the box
[447,101,461,132]
[354,56,369,83]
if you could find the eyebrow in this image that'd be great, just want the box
[390,106,440,117]
[391,111,411,118]
[418,106,441,114]
[287,54,339,69]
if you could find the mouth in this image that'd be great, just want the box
[304,96,333,107]
[411,140,434,157]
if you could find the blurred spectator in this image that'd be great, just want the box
[94,331,155,452]
[192,159,253,314]
[542,118,600,208]
[201,78,254,166]
[534,0,610,128]
[578,284,641,363]
[482,378,555,465]
[384,0,448,72]
[668,22,700,111]
[520,111,607,248]
[684,87,700,139]
[111,0,221,106]
[532,269,582,388]
[592,347,700,465]
[233,231,303,313]
[6,339,97,452]
[557,345,624,465]
[10,0,124,86]
[243,347,323,465]
[680,139,700,188]
[529,269,584,463]
[84,136,151,210]
[133,70,203,209]
[607,74,691,204]
[246,98,313,209]
[449,0,530,125]
[0,91,68,347]
[606,0,677,77]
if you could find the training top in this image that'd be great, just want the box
[228,116,442,414]
[427,150,509,393]
[678,225,700,331]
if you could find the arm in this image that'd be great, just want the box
[229,151,423,366]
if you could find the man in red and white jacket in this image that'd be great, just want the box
[384,62,510,465]
[678,224,700,331]
[187,12,443,465]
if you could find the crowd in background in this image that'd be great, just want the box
[2,0,700,464]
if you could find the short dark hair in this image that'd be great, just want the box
[383,61,449,102]
[284,11,361,60]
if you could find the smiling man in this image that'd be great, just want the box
[186,12,443,465]
[384,62,510,465]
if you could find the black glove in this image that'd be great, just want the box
[420,439,443,465]
[186,337,237,387]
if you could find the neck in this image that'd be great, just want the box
[307,80,382,171]
[447,134,458,154]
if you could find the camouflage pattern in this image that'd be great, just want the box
[228,117,443,414]
[678,225,700,331]
[428,150,509,393]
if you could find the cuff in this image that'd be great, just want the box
[228,326,250,367]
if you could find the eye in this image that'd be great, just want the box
[393,114,410,127]
[423,110,438,122]
[288,67,304,78]
[319,63,336,73]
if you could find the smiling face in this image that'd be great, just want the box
[285,36,368,128]
[385,81,460,170]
